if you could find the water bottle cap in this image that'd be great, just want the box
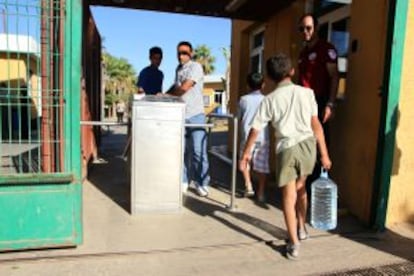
[320,168,329,179]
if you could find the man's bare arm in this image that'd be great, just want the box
[137,87,145,94]
[168,80,194,96]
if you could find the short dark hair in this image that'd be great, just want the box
[266,53,292,82]
[246,72,264,90]
[299,13,318,28]
[149,46,162,58]
[177,41,193,52]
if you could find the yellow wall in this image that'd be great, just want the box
[230,19,254,114]
[386,1,414,225]
[204,82,223,91]
[203,79,223,113]
[262,2,305,94]
[229,2,305,164]
[329,0,388,223]
[0,54,26,85]
[0,52,41,118]
[230,2,305,112]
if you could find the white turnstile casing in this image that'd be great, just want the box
[131,95,185,214]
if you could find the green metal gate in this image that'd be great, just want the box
[0,0,82,250]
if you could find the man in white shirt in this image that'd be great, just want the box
[167,41,209,197]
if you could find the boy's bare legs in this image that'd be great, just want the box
[241,164,254,196]
[296,176,308,233]
[282,179,299,245]
[256,172,267,201]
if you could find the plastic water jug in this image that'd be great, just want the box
[310,169,337,230]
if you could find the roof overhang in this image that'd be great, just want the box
[0,34,40,58]
[86,0,294,21]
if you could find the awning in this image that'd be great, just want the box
[86,0,294,21]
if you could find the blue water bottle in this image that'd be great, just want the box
[310,169,338,230]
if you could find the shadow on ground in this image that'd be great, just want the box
[88,126,414,265]
[208,131,414,264]
[88,128,130,213]
[183,194,287,258]
[184,194,286,241]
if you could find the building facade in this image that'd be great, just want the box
[230,0,414,228]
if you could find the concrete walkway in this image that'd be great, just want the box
[0,125,413,275]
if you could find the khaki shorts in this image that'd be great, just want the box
[276,137,316,188]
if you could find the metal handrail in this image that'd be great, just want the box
[206,113,238,211]
[184,123,214,128]
[83,114,238,211]
[80,121,128,126]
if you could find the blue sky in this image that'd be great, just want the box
[90,7,231,89]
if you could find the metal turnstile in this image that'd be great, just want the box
[131,95,185,214]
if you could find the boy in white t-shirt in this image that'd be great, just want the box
[239,53,332,260]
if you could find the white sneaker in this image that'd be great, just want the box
[286,243,300,260]
[182,182,188,194]
[257,194,266,203]
[202,185,209,193]
[196,185,208,197]
[298,228,310,241]
[189,180,198,189]
[244,189,255,198]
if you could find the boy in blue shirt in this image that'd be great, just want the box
[137,46,164,95]
[238,72,269,202]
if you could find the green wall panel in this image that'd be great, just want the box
[0,182,81,250]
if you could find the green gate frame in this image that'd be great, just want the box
[0,0,83,251]
[372,0,409,230]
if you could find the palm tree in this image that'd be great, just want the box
[102,52,137,117]
[193,45,216,75]
[221,47,231,113]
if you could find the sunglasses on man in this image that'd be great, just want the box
[299,25,313,32]
[178,51,191,56]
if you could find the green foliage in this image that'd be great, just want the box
[103,53,136,80]
[102,52,137,107]
[193,45,216,75]
[221,47,230,61]
[104,92,118,106]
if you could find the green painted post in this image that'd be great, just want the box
[0,0,84,251]
[64,0,83,244]
[372,0,409,231]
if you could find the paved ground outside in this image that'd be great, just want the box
[0,122,413,275]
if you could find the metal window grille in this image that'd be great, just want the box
[0,0,66,174]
